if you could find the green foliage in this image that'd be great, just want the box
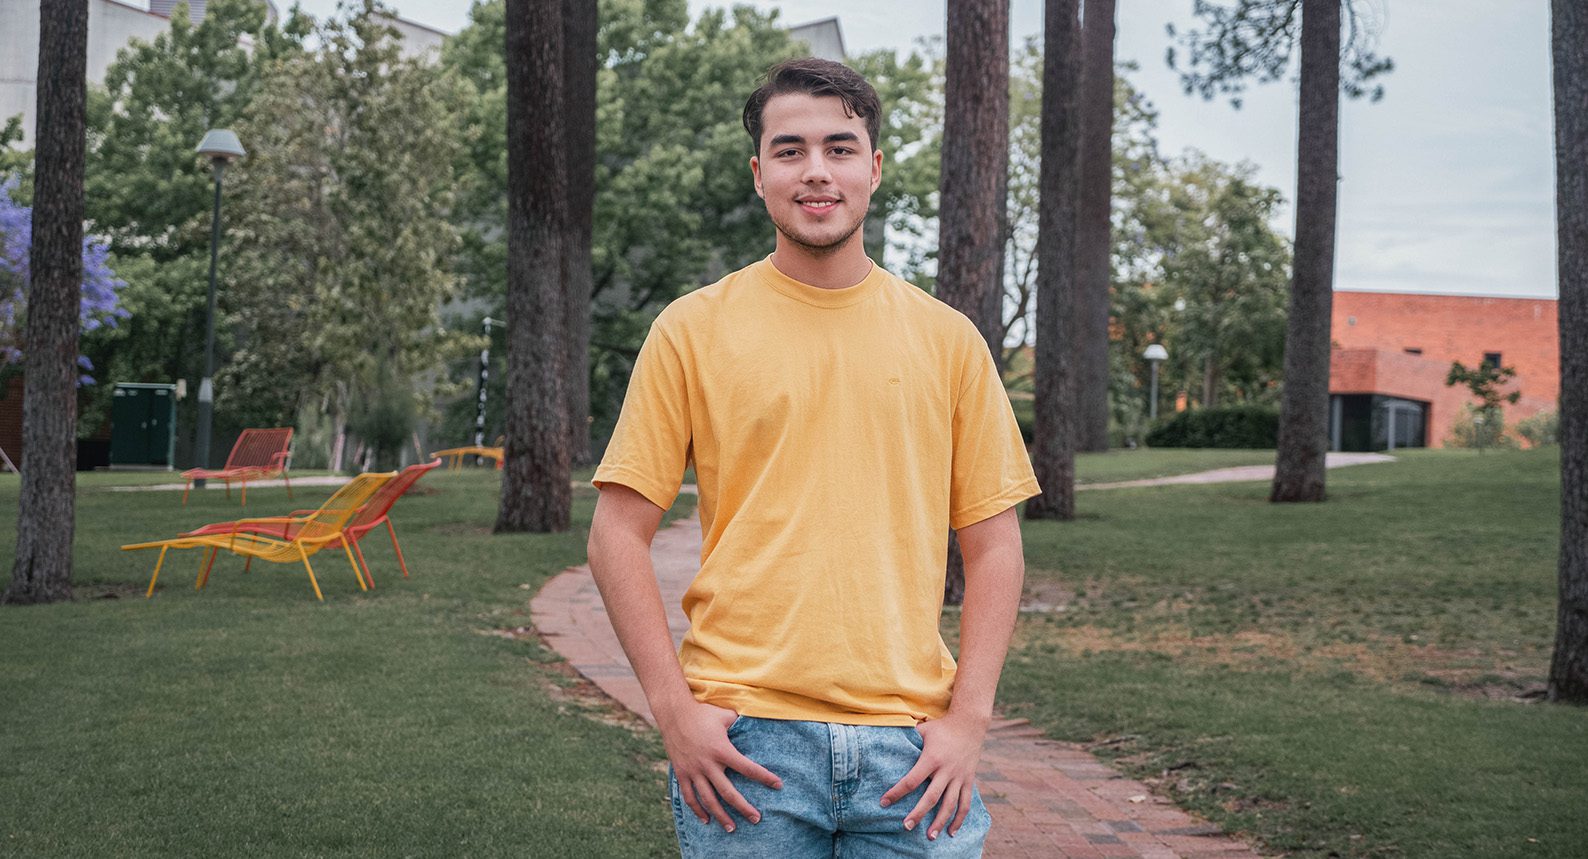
[1165,0,1395,108]
[77,0,310,439]
[1446,403,1519,450]
[1145,404,1279,448]
[1444,361,1521,451]
[1516,410,1559,448]
[223,0,472,464]
[346,368,417,472]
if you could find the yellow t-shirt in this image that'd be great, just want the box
[592,257,1040,726]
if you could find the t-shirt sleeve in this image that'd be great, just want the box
[591,320,691,511]
[949,337,1041,530]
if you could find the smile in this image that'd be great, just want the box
[799,199,839,211]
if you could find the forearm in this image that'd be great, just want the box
[586,530,697,718]
[947,535,1025,722]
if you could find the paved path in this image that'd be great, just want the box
[1080,451,1393,491]
[533,516,1266,857]
[106,475,353,492]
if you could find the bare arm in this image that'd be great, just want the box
[586,483,781,831]
[881,505,1026,840]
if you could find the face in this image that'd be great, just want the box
[750,92,883,257]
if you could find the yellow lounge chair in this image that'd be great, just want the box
[122,471,395,601]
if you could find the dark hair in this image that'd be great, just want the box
[742,57,882,154]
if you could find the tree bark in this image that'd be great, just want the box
[562,0,596,467]
[1548,0,1588,704]
[1269,0,1339,504]
[5,0,88,605]
[1075,0,1115,452]
[938,0,1011,603]
[497,0,571,533]
[1025,0,1081,523]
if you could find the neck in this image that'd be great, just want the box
[770,230,874,290]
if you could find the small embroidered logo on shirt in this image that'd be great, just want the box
[888,378,901,385]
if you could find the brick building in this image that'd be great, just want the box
[1329,291,1558,450]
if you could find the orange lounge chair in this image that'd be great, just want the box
[429,445,504,471]
[122,471,394,601]
[182,459,441,587]
[182,427,295,506]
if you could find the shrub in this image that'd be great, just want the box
[1445,404,1519,450]
[1145,405,1278,449]
[1516,410,1558,448]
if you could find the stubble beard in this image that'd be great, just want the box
[769,201,869,259]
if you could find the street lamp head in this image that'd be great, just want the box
[195,129,247,163]
[1143,344,1169,362]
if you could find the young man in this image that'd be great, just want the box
[587,57,1039,857]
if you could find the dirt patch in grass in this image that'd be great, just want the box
[1019,622,1548,702]
[485,625,657,739]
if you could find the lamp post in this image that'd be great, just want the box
[474,316,508,461]
[192,129,246,485]
[1143,343,1168,422]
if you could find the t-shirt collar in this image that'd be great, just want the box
[758,254,885,309]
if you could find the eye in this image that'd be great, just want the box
[775,149,799,158]
[830,147,854,156]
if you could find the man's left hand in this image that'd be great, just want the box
[878,709,989,840]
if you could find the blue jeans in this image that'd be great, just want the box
[667,716,992,858]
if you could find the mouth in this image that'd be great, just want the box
[797,197,840,214]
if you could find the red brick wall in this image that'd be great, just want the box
[1330,291,1558,447]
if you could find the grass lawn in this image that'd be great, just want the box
[993,448,1588,858]
[0,466,687,858]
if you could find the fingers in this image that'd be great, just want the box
[880,758,931,808]
[676,777,708,826]
[709,770,762,825]
[927,779,964,840]
[692,774,737,833]
[947,784,974,836]
[903,773,947,833]
[726,749,783,790]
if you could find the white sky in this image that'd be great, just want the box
[288,0,1559,300]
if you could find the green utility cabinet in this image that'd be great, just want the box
[110,383,177,467]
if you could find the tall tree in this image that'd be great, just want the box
[563,0,596,466]
[497,0,571,532]
[1168,0,1391,503]
[1268,0,1338,501]
[1548,0,1588,704]
[938,0,1010,357]
[1024,0,1081,523]
[6,0,88,604]
[938,0,1010,602]
[1074,0,1116,451]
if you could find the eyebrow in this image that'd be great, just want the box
[768,132,862,148]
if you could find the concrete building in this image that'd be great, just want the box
[0,0,438,147]
[1328,291,1558,450]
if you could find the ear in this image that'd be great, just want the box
[871,148,883,193]
[750,155,764,199]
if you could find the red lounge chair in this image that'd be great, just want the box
[182,427,294,506]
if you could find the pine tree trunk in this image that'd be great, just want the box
[1025,0,1081,523]
[1548,0,1588,704]
[497,0,571,533]
[562,0,596,467]
[938,0,1010,603]
[4,0,88,606]
[1075,0,1115,452]
[1270,0,1339,504]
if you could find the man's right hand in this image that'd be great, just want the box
[655,699,782,832]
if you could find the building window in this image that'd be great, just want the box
[1404,347,1423,355]
[1482,352,1502,368]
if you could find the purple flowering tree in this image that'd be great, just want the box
[0,178,128,382]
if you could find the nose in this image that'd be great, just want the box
[801,151,833,185]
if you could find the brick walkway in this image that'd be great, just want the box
[532,511,1263,857]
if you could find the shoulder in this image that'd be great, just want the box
[651,265,757,336]
[877,269,987,351]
